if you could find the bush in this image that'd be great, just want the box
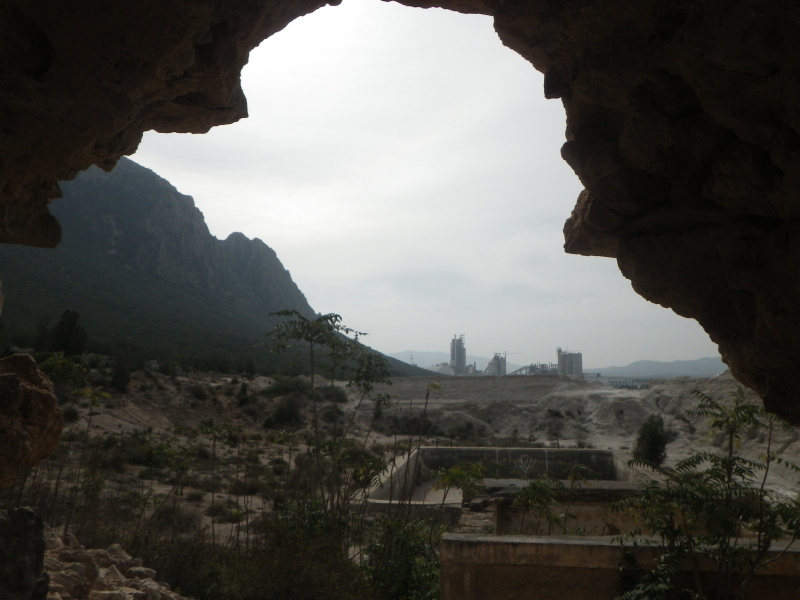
[39,355,88,387]
[185,491,205,503]
[150,504,202,534]
[319,385,348,403]
[382,414,445,437]
[263,376,311,399]
[50,310,88,356]
[632,414,675,467]
[190,384,209,401]
[62,406,80,423]
[363,518,442,600]
[229,479,264,496]
[321,404,343,424]
[263,394,304,429]
[141,528,374,600]
[110,358,131,392]
[447,421,485,441]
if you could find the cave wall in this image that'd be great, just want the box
[0,0,799,433]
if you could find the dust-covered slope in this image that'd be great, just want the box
[367,373,800,496]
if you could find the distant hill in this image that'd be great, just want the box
[388,351,524,373]
[0,158,426,376]
[585,357,727,379]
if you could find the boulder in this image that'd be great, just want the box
[0,355,63,489]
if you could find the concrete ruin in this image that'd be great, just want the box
[440,534,800,600]
[415,446,800,600]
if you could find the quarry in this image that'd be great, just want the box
[4,361,800,600]
[5,1,800,598]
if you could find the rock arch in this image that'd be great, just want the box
[2,0,800,420]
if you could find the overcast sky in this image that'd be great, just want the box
[131,0,720,369]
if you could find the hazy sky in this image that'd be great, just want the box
[132,0,720,368]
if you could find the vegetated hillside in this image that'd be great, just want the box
[0,158,424,375]
[585,356,727,379]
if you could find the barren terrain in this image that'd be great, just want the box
[59,369,800,510]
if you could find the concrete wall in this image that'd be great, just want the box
[612,452,652,483]
[368,448,421,501]
[496,500,640,536]
[420,447,619,480]
[440,534,800,600]
[494,482,642,536]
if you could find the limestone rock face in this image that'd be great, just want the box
[0,0,336,247]
[0,355,62,490]
[2,0,800,418]
[482,0,800,420]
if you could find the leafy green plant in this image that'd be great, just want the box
[39,354,88,388]
[614,388,800,600]
[263,393,304,429]
[320,385,348,403]
[632,414,676,467]
[362,518,444,600]
[511,463,594,535]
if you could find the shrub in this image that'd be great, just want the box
[50,310,88,356]
[151,504,201,534]
[362,518,442,600]
[632,414,675,467]
[319,385,348,403]
[110,358,131,393]
[185,491,205,503]
[40,354,89,388]
[447,421,485,441]
[321,404,343,424]
[61,430,83,442]
[189,384,209,401]
[263,394,304,429]
[229,479,264,496]
[270,458,288,477]
[263,376,311,399]
[62,406,80,423]
[383,414,445,437]
[142,528,374,600]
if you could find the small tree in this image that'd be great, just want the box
[110,356,131,392]
[615,388,800,600]
[51,310,88,356]
[632,414,674,467]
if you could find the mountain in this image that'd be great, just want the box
[585,357,728,379]
[0,158,425,375]
[388,351,524,373]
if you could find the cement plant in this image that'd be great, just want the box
[426,334,647,389]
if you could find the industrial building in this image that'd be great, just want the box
[449,335,477,375]
[439,337,584,378]
[484,353,507,376]
[557,348,583,377]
